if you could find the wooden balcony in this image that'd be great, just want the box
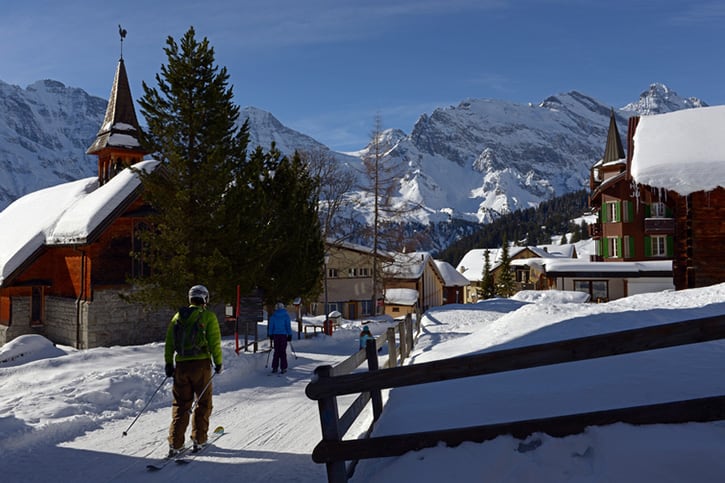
[588,223,602,238]
[644,217,675,235]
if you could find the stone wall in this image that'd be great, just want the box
[0,298,39,346]
[1,290,233,349]
[85,290,174,348]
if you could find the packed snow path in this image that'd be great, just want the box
[2,332,375,483]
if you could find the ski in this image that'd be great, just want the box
[174,426,225,465]
[145,444,192,472]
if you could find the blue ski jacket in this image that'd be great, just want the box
[268,308,292,336]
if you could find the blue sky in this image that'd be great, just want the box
[1,0,724,152]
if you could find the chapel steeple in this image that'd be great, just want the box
[602,108,625,164]
[86,27,146,185]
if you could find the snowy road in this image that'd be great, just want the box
[2,330,376,483]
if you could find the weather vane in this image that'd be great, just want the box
[118,24,127,59]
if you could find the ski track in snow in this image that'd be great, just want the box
[1,336,366,483]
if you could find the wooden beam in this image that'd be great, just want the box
[312,395,725,463]
[306,314,725,400]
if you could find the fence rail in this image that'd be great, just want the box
[305,313,725,483]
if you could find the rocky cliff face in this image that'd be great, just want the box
[0,80,107,208]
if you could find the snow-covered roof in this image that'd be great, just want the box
[0,160,158,285]
[631,105,725,195]
[384,287,418,306]
[542,259,672,276]
[456,245,576,282]
[434,260,470,287]
[385,251,435,280]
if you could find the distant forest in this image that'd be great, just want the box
[436,189,591,265]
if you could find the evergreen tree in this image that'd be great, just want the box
[481,249,495,299]
[256,148,325,304]
[129,27,323,309]
[496,237,516,297]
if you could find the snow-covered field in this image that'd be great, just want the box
[2,283,725,482]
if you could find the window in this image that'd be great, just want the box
[606,201,620,222]
[31,287,44,326]
[359,267,370,277]
[651,202,666,218]
[515,268,530,283]
[623,236,632,258]
[361,300,372,316]
[573,280,609,302]
[621,201,632,222]
[651,235,667,257]
[607,237,621,258]
[348,268,357,277]
[328,268,338,278]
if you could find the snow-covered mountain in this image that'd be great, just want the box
[0,79,106,208]
[0,80,706,251]
[374,84,706,225]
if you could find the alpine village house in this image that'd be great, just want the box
[589,107,725,292]
[0,54,177,349]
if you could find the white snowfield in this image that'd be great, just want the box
[2,283,725,482]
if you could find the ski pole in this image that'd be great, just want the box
[123,375,168,436]
[289,339,298,359]
[265,344,272,368]
[189,371,216,415]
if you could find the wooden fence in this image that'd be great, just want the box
[305,313,725,483]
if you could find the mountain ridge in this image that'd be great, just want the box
[0,80,706,252]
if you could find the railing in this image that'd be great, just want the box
[306,313,725,483]
[588,223,602,238]
[305,312,421,480]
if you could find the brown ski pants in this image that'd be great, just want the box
[168,359,213,449]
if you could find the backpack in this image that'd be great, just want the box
[173,307,209,357]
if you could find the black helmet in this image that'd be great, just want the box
[188,285,209,304]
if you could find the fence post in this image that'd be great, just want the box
[314,365,348,483]
[405,315,414,352]
[399,319,408,362]
[386,327,397,368]
[365,339,383,420]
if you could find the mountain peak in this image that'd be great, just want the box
[621,82,707,114]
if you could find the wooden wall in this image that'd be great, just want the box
[673,188,725,290]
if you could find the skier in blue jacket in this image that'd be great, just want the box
[268,302,292,373]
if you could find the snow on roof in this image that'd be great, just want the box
[49,160,158,244]
[543,259,672,275]
[631,105,725,195]
[0,160,158,284]
[385,287,418,306]
[386,251,431,279]
[456,246,573,282]
[434,259,470,287]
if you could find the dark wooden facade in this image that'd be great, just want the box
[672,188,725,290]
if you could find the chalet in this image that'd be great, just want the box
[529,259,674,302]
[317,240,392,320]
[383,252,445,317]
[589,109,675,263]
[0,55,179,348]
[628,105,725,289]
[456,245,577,302]
[434,259,470,305]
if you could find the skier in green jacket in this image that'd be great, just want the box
[164,284,223,457]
